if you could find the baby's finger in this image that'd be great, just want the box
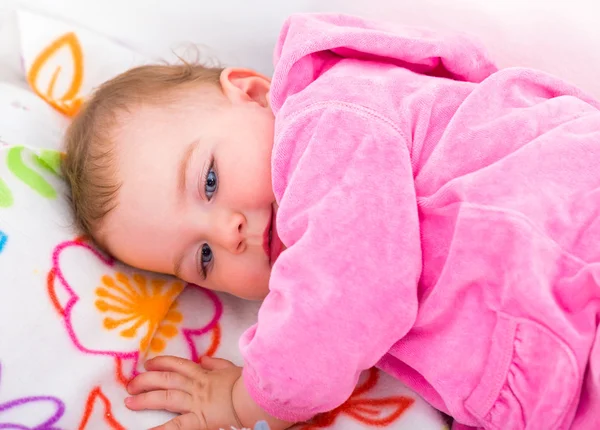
[125,390,193,414]
[127,371,192,395]
[144,356,203,379]
[198,356,235,371]
[149,413,205,430]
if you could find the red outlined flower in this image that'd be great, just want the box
[47,237,223,386]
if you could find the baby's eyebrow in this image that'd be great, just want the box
[178,139,200,197]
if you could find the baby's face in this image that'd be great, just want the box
[101,70,280,300]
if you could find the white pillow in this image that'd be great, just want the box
[0,82,67,149]
[0,5,24,88]
[16,9,149,117]
[6,0,600,98]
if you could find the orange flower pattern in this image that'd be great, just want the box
[47,237,224,391]
[95,272,185,353]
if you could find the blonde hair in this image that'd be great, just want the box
[62,62,224,242]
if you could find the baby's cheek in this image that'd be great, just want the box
[227,260,269,295]
[225,161,273,204]
[228,262,265,286]
[221,178,272,210]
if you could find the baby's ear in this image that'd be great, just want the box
[220,68,271,108]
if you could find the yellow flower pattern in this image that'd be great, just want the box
[95,272,184,353]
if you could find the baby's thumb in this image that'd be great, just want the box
[199,356,234,370]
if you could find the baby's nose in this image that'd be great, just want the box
[223,212,246,254]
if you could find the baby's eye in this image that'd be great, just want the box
[199,243,213,277]
[205,168,218,200]
[201,244,213,265]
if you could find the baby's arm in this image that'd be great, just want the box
[239,104,422,422]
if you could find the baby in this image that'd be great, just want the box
[63,13,600,430]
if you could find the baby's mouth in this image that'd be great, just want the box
[263,210,273,258]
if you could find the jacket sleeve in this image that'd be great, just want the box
[240,103,422,422]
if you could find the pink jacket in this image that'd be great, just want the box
[239,14,600,429]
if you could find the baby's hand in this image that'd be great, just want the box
[125,355,243,430]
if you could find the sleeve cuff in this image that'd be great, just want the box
[242,365,318,424]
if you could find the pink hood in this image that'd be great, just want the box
[270,13,498,113]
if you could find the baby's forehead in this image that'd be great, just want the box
[112,102,198,178]
[118,92,205,131]
[113,103,181,149]
[118,101,178,128]
[112,90,217,172]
